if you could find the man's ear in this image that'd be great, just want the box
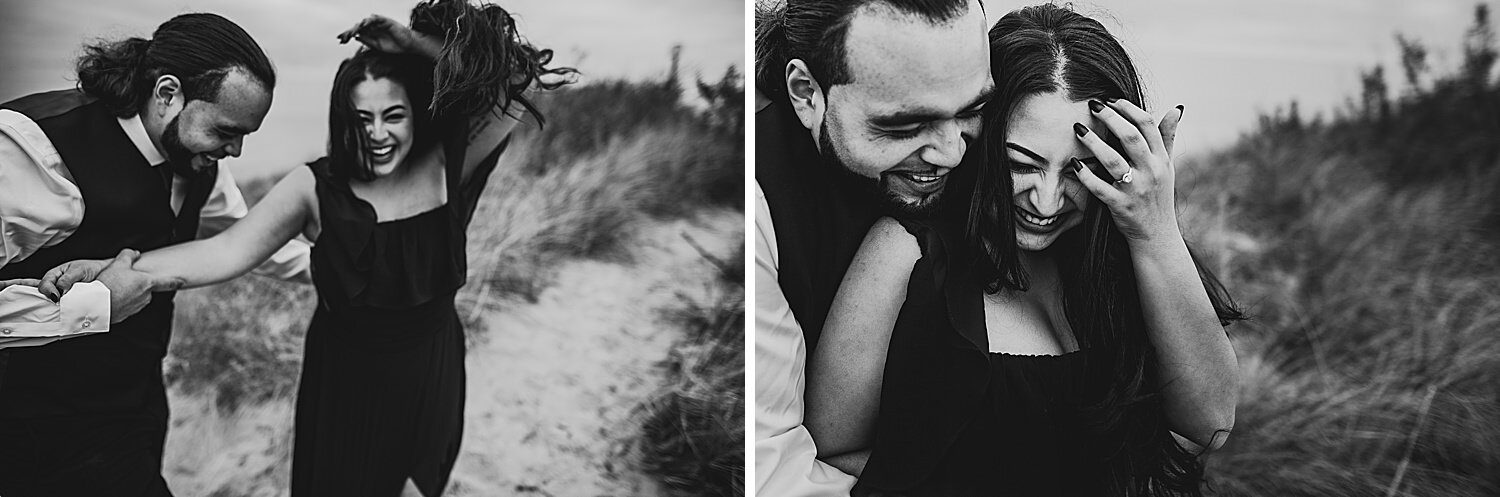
[785,59,825,133]
[150,75,184,119]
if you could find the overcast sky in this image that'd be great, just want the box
[0,0,744,180]
[1,0,1490,171]
[1035,1,1488,157]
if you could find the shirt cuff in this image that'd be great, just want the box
[0,281,109,348]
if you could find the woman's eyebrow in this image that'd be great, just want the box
[1005,142,1046,163]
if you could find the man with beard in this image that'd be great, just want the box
[0,13,307,496]
[753,0,992,494]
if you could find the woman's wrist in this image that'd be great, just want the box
[413,34,443,59]
[1127,226,1191,263]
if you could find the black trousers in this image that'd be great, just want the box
[0,390,173,497]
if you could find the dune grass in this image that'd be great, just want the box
[619,241,746,497]
[1174,7,1500,494]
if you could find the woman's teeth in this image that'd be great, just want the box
[1019,210,1058,226]
[372,145,393,155]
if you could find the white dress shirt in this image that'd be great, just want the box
[754,182,858,496]
[0,108,312,349]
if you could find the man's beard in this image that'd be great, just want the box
[161,115,211,178]
[818,120,944,218]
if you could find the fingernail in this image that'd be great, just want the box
[1072,157,1084,172]
[1176,104,1185,118]
[1105,97,1119,103]
[1088,100,1104,113]
[1074,123,1089,137]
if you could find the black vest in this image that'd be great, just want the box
[0,90,215,417]
[755,101,883,352]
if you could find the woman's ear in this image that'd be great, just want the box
[785,59,825,134]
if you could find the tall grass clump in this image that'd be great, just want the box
[1174,5,1500,495]
[464,66,745,305]
[620,241,746,497]
[168,276,315,412]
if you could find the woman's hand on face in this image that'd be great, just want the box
[1071,100,1186,245]
[337,15,442,58]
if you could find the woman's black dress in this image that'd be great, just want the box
[289,133,506,496]
[851,218,1136,497]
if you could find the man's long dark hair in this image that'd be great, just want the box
[326,0,577,181]
[961,4,1245,495]
[75,13,276,118]
[753,0,973,103]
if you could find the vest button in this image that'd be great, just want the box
[2,328,11,335]
[81,320,93,329]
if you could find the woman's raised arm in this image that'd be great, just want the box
[339,8,577,183]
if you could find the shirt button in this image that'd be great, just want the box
[80,320,92,328]
[2,328,12,335]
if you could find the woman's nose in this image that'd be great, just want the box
[368,121,388,141]
[1029,174,1066,215]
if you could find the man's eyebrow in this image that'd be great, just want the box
[1005,142,1046,164]
[962,87,994,112]
[869,108,949,127]
[870,87,996,127]
[218,124,253,135]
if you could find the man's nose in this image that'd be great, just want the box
[919,119,966,168]
[224,136,243,158]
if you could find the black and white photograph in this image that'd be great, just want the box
[753,1,1499,496]
[0,0,744,495]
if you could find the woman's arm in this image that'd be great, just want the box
[806,217,921,476]
[1130,238,1237,452]
[131,167,317,291]
[1073,100,1237,452]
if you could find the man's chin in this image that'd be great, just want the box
[880,191,944,218]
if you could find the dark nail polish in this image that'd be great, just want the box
[1072,157,1084,171]
[1105,97,1119,103]
[1088,100,1104,113]
[1176,104,1185,118]
[1074,123,1089,136]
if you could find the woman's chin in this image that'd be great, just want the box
[1014,231,1058,252]
[368,161,400,178]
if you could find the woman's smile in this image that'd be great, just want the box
[368,143,397,164]
[1015,208,1064,232]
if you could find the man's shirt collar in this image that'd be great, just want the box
[117,114,167,167]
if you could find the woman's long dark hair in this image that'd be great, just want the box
[326,0,577,181]
[966,4,1245,495]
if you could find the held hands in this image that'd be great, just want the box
[337,14,442,58]
[40,249,176,324]
[1072,100,1186,245]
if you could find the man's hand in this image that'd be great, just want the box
[41,249,162,324]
